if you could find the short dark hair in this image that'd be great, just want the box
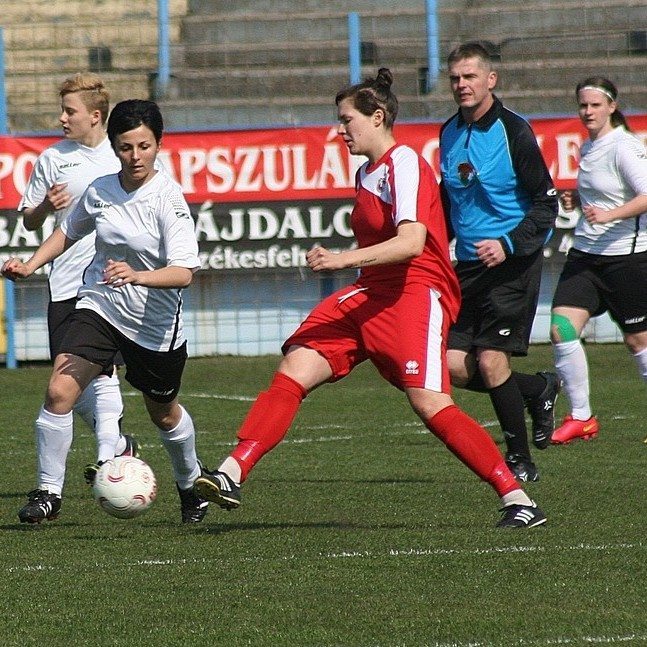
[107,99,164,148]
[335,67,399,129]
[447,41,495,68]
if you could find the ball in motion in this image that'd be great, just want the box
[93,456,157,519]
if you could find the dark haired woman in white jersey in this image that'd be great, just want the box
[3,100,208,524]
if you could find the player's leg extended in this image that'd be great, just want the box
[407,389,546,528]
[194,346,330,509]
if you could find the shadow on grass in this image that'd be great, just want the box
[0,520,82,531]
[189,518,411,535]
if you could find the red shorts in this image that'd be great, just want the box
[282,282,452,392]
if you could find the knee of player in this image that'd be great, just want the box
[550,312,579,343]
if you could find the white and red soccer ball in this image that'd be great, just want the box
[93,456,157,519]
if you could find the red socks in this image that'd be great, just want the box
[231,372,307,482]
[426,405,519,497]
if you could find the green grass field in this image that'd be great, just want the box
[0,344,645,646]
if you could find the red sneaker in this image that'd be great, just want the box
[551,415,599,444]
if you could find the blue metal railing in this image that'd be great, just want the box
[0,27,17,369]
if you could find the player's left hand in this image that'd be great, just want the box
[582,205,612,224]
[101,259,138,287]
[307,246,343,272]
[475,239,505,268]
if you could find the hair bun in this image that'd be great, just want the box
[376,68,393,89]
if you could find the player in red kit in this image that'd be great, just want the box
[195,68,547,528]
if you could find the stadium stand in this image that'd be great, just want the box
[2,0,646,129]
[160,0,647,128]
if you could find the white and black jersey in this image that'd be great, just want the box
[61,170,199,352]
[18,138,120,301]
[574,126,647,256]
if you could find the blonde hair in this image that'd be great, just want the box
[59,73,110,124]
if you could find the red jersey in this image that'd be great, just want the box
[352,144,461,321]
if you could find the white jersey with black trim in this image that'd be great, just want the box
[18,137,120,301]
[61,170,199,352]
[574,126,647,256]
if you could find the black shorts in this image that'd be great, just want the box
[552,248,647,334]
[57,309,187,403]
[448,250,543,357]
[48,299,123,377]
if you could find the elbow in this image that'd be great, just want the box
[178,268,195,288]
[409,240,426,259]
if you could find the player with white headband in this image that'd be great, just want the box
[550,76,647,445]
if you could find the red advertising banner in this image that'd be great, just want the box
[1,115,646,209]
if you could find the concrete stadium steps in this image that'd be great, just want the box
[187,0,424,13]
[498,56,647,93]
[440,0,646,39]
[179,9,427,46]
[3,22,159,53]
[2,0,187,132]
[166,64,429,102]
[181,38,428,69]
[6,45,158,76]
[156,93,444,130]
[1,0,186,22]
[2,0,645,132]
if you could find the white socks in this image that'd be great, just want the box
[92,374,124,463]
[72,374,125,462]
[158,405,200,490]
[501,489,533,508]
[554,339,592,420]
[36,406,73,496]
[218,456,242,485]
[632,347,647,383]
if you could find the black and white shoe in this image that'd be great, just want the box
[118,434,140,458]
[177,484,209,523]
[496,501,547,528]
[18,489,62,524]
[83,461,105,485]
[505,452,540,483]
[193,470,241,510]
[527,371,561,449]
[83,434,141,485]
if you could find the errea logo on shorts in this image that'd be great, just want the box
[405,360,419,375]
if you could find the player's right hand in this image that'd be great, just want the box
[1,258,32,281]
[46,183,72,211]
[559,190,580,212]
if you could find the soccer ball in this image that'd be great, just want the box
[93,456,157,519]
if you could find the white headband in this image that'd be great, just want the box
[579,85,616,102]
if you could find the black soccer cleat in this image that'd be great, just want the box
[83,434,140,485]
[118,434,140,458]
[193,470,241,511]
[18,489,62,524]
[83,461,105,485]
[505,452,540,483]
[527,371,561,449]
[177,484,209,523]
[496,500,547,528]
